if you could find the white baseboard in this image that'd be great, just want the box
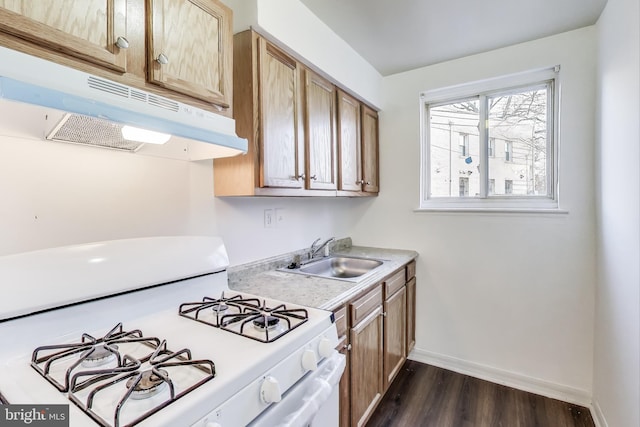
[590,400,608,427]
[408,347,592,408]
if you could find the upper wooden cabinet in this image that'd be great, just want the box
[361,105,380,193]
[0,0,233,114]
[337,90,380,195]
[213,30,378,197]
[0,0,128,72]
[213,31,306,196]
[258,39,304,189]
[146,0,232,108]
[304,70,337,190]
[337,89,362,192]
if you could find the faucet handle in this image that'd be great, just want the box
[310,238,322,249]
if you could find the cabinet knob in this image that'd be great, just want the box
[115,36,129,49]
[310,175,317,181]
[295,174,305,181]
[380,312,387,317]
[156,53,169,65]
[356,179,363,185]
[366,181,372,185]
[342,343,352,351]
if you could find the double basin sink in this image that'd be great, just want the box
[280,255,385,282]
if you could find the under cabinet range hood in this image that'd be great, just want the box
[0,46,247,161]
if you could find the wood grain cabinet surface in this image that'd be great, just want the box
[146,0,233,108]
[350,303,384,427]
[0,0,128,72]
[304,69,337,190]
[383,285,406,389]
[0,0,233,115]
[406,261,417,354]
[337,89,362,192]
[214,29,378,197]
[337,89,380,195]
[213,30,307,196]
[335,261,416,426]
[361,105,380,193]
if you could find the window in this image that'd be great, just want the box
[459,177,469,197]
[459,134,469,157]
[504,141,512,162]
[420,67,559,210]
[505,180,513,194]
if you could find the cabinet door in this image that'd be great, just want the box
[406,276,416,354]
[337,89,362,191]
[304,70,337,190]
[0,0,127,72]
[361,104,379,193]
[384,286,406,389]
[257,39,304,189]
[337,335,351,427]
[350,306,383,427]
[147,0,232,108]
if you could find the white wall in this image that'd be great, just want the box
[0,133,192,256]
[593,0,640,425]
[254,0,382,108]
[0,0,375,267]
[349,28,598,403]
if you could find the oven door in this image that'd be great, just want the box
[249,351,346,427]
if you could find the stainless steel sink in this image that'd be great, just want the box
[280,256,384,282]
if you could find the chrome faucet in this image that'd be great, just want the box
[309,237,335,260]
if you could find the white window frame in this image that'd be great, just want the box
[418,66,561,212]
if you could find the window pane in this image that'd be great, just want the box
[488,86,548,196]
[429,99,480,197]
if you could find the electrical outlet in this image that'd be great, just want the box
[264,209,274,228]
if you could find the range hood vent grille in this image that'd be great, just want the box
[86,76,179,113]
[46,113,143,152]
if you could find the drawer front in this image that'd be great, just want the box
[406,260,416,280]
[334,305,349,338]
[384,269,406,299]
[350,285,383,326]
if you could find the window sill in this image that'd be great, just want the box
[414,207,568,214]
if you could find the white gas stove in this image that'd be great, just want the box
[0,236,344,427]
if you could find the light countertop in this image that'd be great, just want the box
[228,240,418,312]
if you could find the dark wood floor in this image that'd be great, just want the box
[366,360,595,427]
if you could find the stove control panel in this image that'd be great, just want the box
[191,323,339,427]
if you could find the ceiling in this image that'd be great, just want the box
[300,0,607,76]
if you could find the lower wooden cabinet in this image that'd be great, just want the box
[336,261,416,427]
[406,276,416,354]
[350,304,383,427]
[383,285,406,388]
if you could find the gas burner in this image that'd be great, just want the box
[180,294,310,343]
[31,323,161,392]
[179,292,261,328]
[126,369,169,400]
[65,340,215,427]
[252,315,280,331]
[211,303,229,313]
[80,344,119,368]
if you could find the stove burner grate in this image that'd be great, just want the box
[31,323,161,392]
[179,292,309,342]
[67,340,215,427]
